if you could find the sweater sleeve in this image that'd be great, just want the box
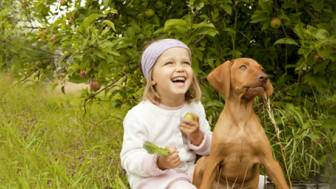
[120,110,167,177]
[188,101,212,155]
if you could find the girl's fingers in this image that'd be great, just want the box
[181,120,199,130]
[180,122,197,129]
[181,119,197,126]
[167,147,179,159]
[170,155,180,162]
[159,146,182,169]
[180,124,198,133]
[169,152,178,159]
[166,150,181,167]
[170,154,181,163]
[172,159,181,167]
[167,147,177,153]
[179,126,191,136]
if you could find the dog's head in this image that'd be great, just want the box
[207,58,273,100]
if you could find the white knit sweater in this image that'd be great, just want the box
[120,100,212,189]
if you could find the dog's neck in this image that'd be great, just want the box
[223,94,256,126]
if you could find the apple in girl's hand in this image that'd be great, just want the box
[184,112,198,121]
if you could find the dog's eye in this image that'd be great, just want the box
[239,65,247,71]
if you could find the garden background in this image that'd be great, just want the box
[0,0,335,188]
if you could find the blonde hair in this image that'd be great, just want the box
[142,69,202,104]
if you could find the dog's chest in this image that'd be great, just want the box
[214,122,263,158]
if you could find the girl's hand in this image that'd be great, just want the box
[157,147,181,170]
[180,115,204,146]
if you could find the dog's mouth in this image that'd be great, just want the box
[242,86,266,99]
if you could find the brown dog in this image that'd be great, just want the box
[193,58,289,189]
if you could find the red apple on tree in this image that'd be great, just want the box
[79,70,87,78]
[314,53,322,62]
[89,80,101,92]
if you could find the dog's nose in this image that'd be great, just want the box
[258,74,268,83]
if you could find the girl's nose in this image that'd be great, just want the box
[175,63,185,72]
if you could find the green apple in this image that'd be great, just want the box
[271,17,282,29]
[184,112,197,121]
[145,9,155,17]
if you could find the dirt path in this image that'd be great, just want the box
[54,81,88,95]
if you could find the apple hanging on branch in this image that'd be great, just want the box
[59,0,67,6]
[89,79,101,92]
[271,17,282,29]
[79,70,87,78]
[145,9,155,17]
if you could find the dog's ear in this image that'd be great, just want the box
[207,60,232,99]
[265,79,273,97]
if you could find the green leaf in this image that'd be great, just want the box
[80,13,103,31]
[223,27,236,35]
[274,38,299,46]
[223,4,232,15]
[250,10,269,24]
[192,22,218,37]
[293,23,305,39]
[102,20,116,31]
[315,28,329,40]
[164,19,189,33]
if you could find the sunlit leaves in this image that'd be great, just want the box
[274,38,298,46]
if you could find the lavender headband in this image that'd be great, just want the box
[141,39,191,80]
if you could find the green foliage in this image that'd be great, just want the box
[0,0,335,182]
[258,97,336,181]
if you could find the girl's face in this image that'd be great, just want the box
[151,47,193,106]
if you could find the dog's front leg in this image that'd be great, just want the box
[260,142,289,189]
[198,155,222,189]
[263,158,289,189]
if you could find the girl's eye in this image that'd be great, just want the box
[183,61,191,65]
[239,64,247,71]
[164,61,173,66]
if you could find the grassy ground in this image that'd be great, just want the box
[0,75,129,189]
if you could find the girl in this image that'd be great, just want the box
[120,39,267,189]
[120,38,212,189]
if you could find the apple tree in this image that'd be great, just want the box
[1,0,336,182]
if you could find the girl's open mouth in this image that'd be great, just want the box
[171,76,187,87]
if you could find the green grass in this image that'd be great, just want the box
[0,75,129,188]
